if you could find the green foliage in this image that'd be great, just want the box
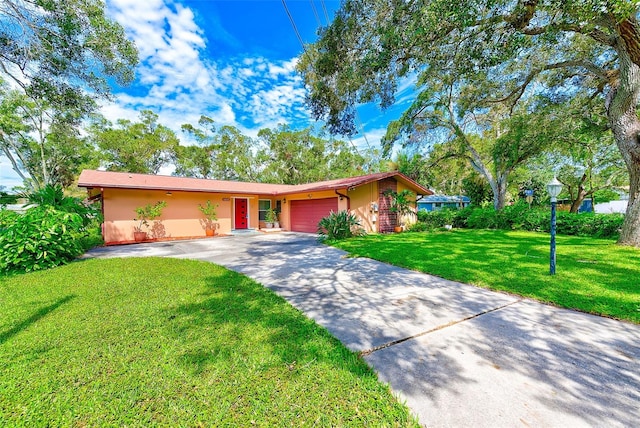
[572,213,625,238]
[0,206,84,273]
[415,200,624,239]
[462,173,492,206]
[0,83,100,189]
[449,207,474,228]
[91,110,179,174]
[0,191,18,205]
[177,117,260,181]
[406,221,430,232]
[0,209,19,230]
[174,120,376,183]
[466,208,500,230]
[0,0,137,89]
[0,0,137,189]
[198,200,219,232]
[384,189,416,226]
[24,184,99,226]
[197,200,218,221]
[265,208,279,223]
[75,221,104,252]
[317,210,365,241]
[4,186,104,268]
[422,201,624,239]
[416,209,457,229]
[593,189,620,203]
[134,201,167,232]
[299,0,640,243]
[257,124,368,184]
[391,151,431,188]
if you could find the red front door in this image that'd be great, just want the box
[234,198,248,229]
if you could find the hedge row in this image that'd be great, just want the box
[413,201,624,239]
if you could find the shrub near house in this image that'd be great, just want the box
[0,185,102,273]
[317,211,365,241]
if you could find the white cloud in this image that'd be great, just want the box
[103,0,312,141]
[268,58,299,76]
[350,127,387,151]
[1,0,326,189]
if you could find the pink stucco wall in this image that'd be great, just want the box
[97,178,417,243]
[101,188,269,244]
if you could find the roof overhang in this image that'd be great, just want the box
[78,170,434,197]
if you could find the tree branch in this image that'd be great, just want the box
[487,60,611,107]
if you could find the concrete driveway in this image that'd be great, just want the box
[86,233,640,427]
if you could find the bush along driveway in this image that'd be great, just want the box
[86,233,640,427]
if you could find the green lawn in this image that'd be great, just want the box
[0,258,417,427]
[331,229,640,324]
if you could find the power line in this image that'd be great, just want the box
[309,0,322,28]
[319,0,330,25]
[281,0,372,158]
[355,111,372,151]
[281,0,305,51]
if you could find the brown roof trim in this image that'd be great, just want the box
[277,172,432,196]
[78,170,433,196]
[78,170,290,195]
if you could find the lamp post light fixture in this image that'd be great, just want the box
[546,177,563,275]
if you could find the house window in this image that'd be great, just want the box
[259,199,271,221]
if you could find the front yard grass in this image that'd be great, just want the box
[331,229,640,324]
[0,257,417,427]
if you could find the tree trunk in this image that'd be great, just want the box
[618,163,640,244]
[491,175,508,211]
[606,43,640,245]
[570,188,588,213]
[463,139,508,210]
[569,197,582,213]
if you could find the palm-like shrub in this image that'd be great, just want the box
[24,184,99,226]
[317,210,365,241]
[383,189,416,227]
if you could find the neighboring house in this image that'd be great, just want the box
[556,198,594,213]
[417,195,470,212]
[78,170,432,244]
[594,200,628,214]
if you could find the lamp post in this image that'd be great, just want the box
[546,177,563,275]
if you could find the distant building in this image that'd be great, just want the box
[2,204,27,214]
[594,200,628,214]
[557,198,593,213]
[417,195,471,212]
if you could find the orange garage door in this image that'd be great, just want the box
[290,198,338,233]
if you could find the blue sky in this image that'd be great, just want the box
[1,0,414,189]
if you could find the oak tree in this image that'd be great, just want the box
[300,0,640,244]
[90,110,179,174]
[0,0,137,110]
